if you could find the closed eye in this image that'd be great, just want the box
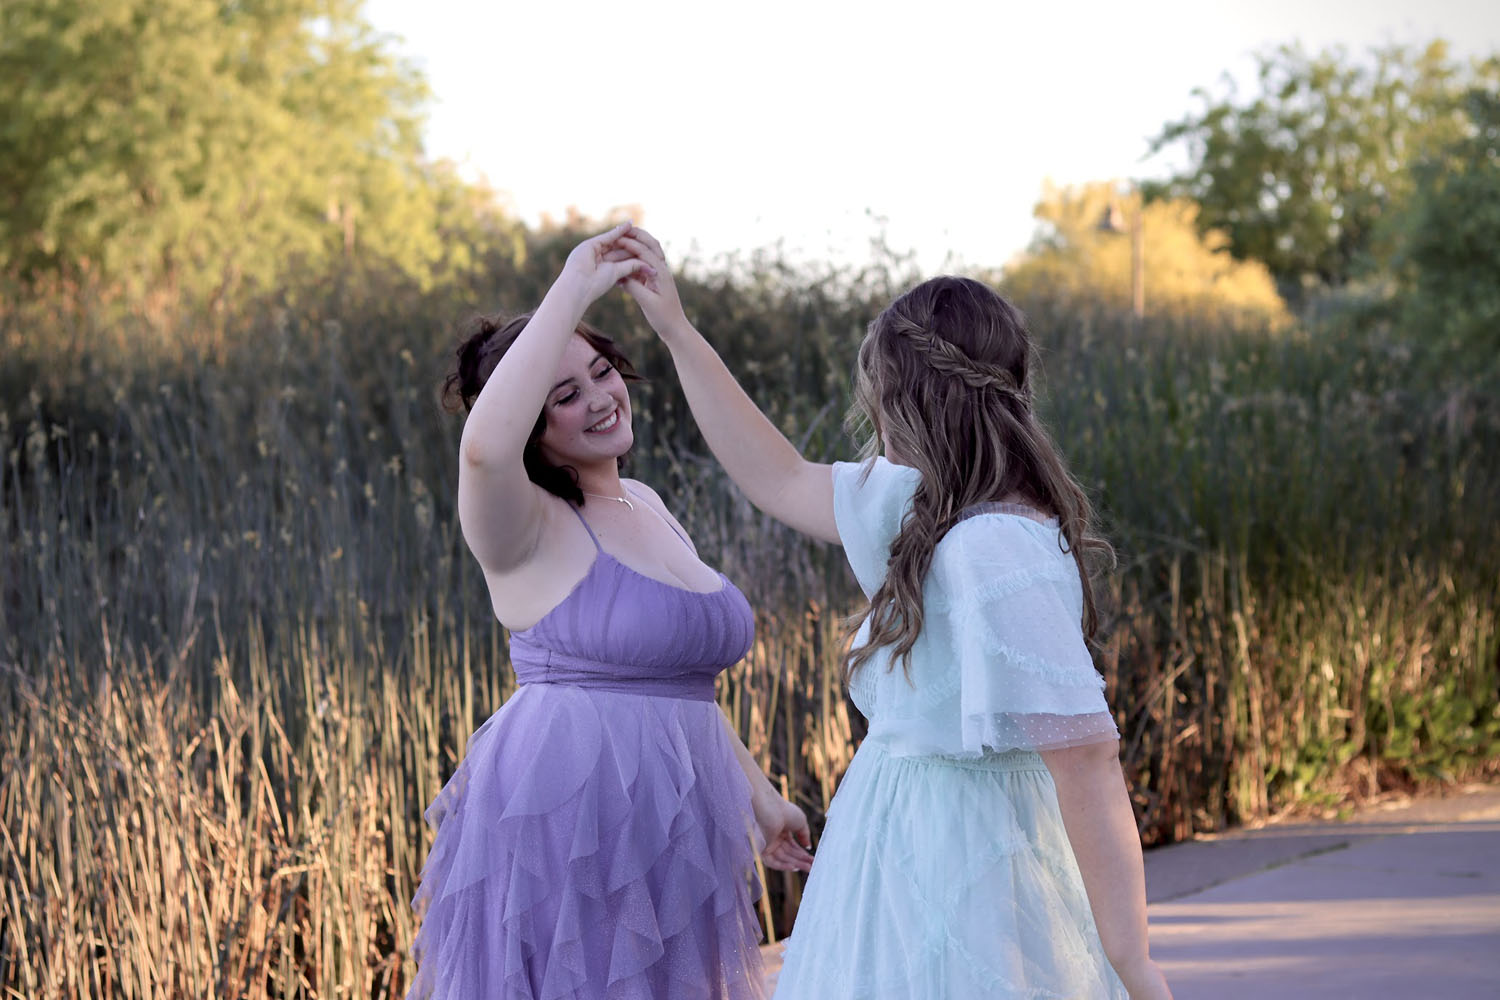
[552,363,614,406]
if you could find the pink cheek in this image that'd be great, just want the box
[546,407,584,443]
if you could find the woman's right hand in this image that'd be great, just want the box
[615,226,691,342]
[751,787,815,874]
[556,222,653,308]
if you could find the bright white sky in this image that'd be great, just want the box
[364,0,1498,274]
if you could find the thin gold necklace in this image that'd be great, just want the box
[583,491,634,511]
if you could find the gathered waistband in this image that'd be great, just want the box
[510,641,722,703]
[860,741,1050,774]
[513,668,716,703]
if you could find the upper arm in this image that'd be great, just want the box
[1040,736,1122,774]
[1039,738,1124,799]
[456,447,549,573]
[762,459,839,544]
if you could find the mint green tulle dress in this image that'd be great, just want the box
[772,458,1129,999]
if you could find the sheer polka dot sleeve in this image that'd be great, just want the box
[933,517,1119,754]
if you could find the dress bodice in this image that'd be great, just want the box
[832,457,1118,756]
[507,504,754,702]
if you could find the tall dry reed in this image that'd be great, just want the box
[3,253,1496,996]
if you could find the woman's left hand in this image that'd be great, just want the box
[752,790,815,873]
[557,222,653,308]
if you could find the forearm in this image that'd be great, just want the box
[1042,742,1152,973]
[659,318,807,511]
[461,274,589,468]
[719,708,779,802]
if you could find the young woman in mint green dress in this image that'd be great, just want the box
[615,227,1173,1000]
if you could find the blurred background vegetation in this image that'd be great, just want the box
[1,2,1497,997]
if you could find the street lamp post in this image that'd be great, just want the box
[1098,201,1144,321]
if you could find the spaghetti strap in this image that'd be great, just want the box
[568,502,604,551]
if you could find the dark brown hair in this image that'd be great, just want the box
[442,312,642,506]
[843,276,1115,678]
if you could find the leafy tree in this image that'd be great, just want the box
[1390,87,1500,364]
[1003,181,1287,327]
[0,0,461,312]
[1146,40,1499,292]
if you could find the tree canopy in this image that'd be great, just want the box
[1145,40,1500,293]
[1387,86,1500,361]
[0,0,479,311]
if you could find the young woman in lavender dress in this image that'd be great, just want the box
[617,226,1173,1000]
[406,224,813,1000]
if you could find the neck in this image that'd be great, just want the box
[573,461,625,499]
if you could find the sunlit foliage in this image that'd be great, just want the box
[1002,181,1288,328]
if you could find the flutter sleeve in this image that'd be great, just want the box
[832,457,922,598]
[933,517,1120,754]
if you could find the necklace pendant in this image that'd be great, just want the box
[584,491,633,511]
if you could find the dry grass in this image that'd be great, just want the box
[2,267,1496,996]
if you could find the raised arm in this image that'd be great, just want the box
[619,228,839,544]
[457,224,647,572]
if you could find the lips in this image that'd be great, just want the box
[587,408,621,433]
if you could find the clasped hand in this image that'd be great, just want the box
[562,223,689,340]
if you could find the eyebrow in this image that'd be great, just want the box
[550,354,608,394]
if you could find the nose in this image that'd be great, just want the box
[586,383,614,411]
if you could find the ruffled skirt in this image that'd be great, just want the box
[407,684,767,1000]
[774,743,1127,999]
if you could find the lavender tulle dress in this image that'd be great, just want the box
[407,504,767,1000]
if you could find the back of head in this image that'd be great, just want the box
[846,276,1113,676]
[855,276,1034,491]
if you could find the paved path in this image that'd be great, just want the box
[761,784,1500,998]
[1146,784,1500,1000]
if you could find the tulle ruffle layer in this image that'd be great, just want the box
[407,684,767,1000]
[774,743,1127,999]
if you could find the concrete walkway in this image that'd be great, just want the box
[760,784,1500,998]
[1145,783,1500,1000]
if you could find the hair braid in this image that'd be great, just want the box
[903,329,1032,403]
[842,275,1115,681]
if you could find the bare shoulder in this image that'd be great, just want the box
[622,476,665,505]
[621,477,674,517]
[622,478,697,552]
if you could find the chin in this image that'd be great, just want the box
[604,426,635,457]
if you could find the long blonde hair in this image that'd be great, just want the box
[843,276,1114,678]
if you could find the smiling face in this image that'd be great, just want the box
[535,333,634,470]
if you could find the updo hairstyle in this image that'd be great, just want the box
[442,312,642,506]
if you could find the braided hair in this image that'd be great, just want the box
[843,276,1114,679]
[899,329,1033,402]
